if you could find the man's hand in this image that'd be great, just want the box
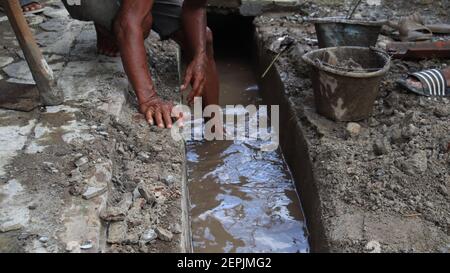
[181,52,208,105]
[139,95,176,129]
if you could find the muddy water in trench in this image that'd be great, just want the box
[187,55,309,253]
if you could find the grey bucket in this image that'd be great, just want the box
[309,18,385,48]
[302,46,391,122]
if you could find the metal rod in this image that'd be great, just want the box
[261,44,294,79]
[347,0,363,20]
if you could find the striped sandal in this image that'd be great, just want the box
[398,69,450,97]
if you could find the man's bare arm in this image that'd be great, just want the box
[114,0,174,128]
[180,0,208,104]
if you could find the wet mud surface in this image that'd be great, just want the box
[187,56,309,253]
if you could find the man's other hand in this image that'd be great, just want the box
[181,52,208,105]
[139,96,176,129]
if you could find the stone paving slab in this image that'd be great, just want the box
[0,1,185,253]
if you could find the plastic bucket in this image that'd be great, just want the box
[302,46,391,121]
[309,18,385,48]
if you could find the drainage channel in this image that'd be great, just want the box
[186,15,310,253]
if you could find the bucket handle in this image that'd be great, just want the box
[314,58,381,73]
[370,46,393,60]
[313,47,390,72]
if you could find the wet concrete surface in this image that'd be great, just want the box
[187,55,309,253]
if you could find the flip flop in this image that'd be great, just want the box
[391,12,450,35]
[408,12,450,34]
[398,69,450,97]
[387,13,433,42]
[426,24,450,34]
[397,18,433,42]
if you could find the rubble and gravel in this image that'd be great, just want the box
[255,0,449,253]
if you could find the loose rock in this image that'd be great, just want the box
[80,240,93,250]
[346,122,362,137]
[100,193,133,222]
[140,228,157,244]
[107,222,128,244]
[75,156,89,168]
[373,138,390,156]
[138,183,157,205]
[365,240,382,253]
[156,227,173,242]
[39,236,49,243]
[0,223,23,233]
[82,186,107,200]
[65,241,80,252]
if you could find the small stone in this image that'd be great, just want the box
[65,241,80,252]
[75,156,89,168]
[156,227,173,242]
[410,151,428,174]
[39,236,49,243]
[138,152,151,162]
[133,187,141,200]
[69,184,85,196]
[152,145,163,152]
[162,175,175,186]
[80,240,93,250]
[434,106,450,118]
[373,138,390,156]
[138,183,156,205]
[141,229,157,244]
[439,185,448,196]
[28,203,38,210]
[17,233,31,240]
[26,15,44,25]
[0,223,23,233]
[82,186,107,200]
[43,162,59,174]
[69,168,82,184]
[346,122,361,137]
[368,118,379,128]
[401,124,418,140]
[107,222,128,244]
[100,206,127,222]
[365,240,381,253]
[172,223,182,234]
[385,92,400,107]
[390,126,403,143]
[117,144,126,155]
[100,193,133,222]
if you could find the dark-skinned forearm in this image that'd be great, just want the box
[115,0,156,105]
[182,0,207,56]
